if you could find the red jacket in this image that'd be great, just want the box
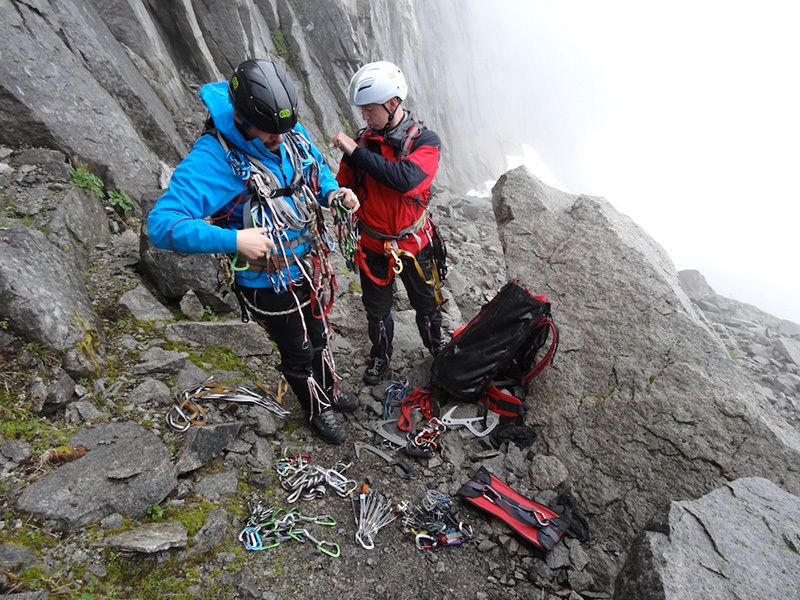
[336,113,441,256]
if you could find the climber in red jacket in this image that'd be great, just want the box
[333,61,446,385]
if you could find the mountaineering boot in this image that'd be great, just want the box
[417,308,445,356]
[281,363,347,443]
[310,408,347,445]
[330,389,359,412]
[363,356,388,385]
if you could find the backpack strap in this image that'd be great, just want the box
[521,314,559,382]
[481,386,527,419]
[399,120,424,159]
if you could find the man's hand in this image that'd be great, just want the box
[236,228,275,260]
[330,187,360,213]
[332,132,356,155]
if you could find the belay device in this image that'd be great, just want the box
[430,279,558,419]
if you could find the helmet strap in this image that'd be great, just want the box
[380,98,403,134]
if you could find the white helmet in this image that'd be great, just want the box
[348,61,408,106]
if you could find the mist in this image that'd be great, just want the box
[438,1,800,323]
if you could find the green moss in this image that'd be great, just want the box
[338,115,354,138]
[581,385,618,400]
[192,346,248,372]
[169,500,218,536]
[73,312,103,372]
[270,30,293,60]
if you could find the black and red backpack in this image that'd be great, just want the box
[430,279,559,419]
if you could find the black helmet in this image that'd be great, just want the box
[228,59,298,134]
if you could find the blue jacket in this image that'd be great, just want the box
[147,81,339,288]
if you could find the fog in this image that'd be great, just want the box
[454,1,800,323]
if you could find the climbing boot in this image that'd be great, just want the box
[430,341,447,356]
[330,389,359,413]
[363,356,388,385]
[310,409,347,445]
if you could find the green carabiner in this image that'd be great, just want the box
[313,514,337,527]
[229,252,250,272]
[315,539,341,558]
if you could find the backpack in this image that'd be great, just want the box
[430,280,558,418]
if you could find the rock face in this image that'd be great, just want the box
[0,0,476,205]
[614,477,800,600]
[492,166,800,549]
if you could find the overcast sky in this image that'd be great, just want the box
[468,1,800,323]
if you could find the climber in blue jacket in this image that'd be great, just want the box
[148,58,360,444]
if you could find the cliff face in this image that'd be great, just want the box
[0,0,496,199]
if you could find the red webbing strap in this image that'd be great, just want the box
[397,386,436,432]
[353,246,396,286]
[522,317,559,382]
[481,386,525,418]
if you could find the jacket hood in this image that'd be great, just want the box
[199,81,273,159]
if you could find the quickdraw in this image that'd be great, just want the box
[274,451,356,502]
[329,192,358,271]
[240,498,340,557]
[165,376,290,432]
[383,379,410,420]
[351,483,398,550]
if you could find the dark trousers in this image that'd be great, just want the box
[359,244,442,360]
[239,281,330,413]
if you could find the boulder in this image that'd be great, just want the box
[15,421,176,530]
[614,477,800,600]
[492,166,800,551]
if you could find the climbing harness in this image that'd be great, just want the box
[165,376,289,431]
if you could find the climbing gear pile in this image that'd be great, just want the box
[403,417,446,459]
[239,498,340,557]
[351,483,398,550]
[397,490,473,550]
[211,128,338,339]
[274,452,356,502]
[165,376,289,432]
